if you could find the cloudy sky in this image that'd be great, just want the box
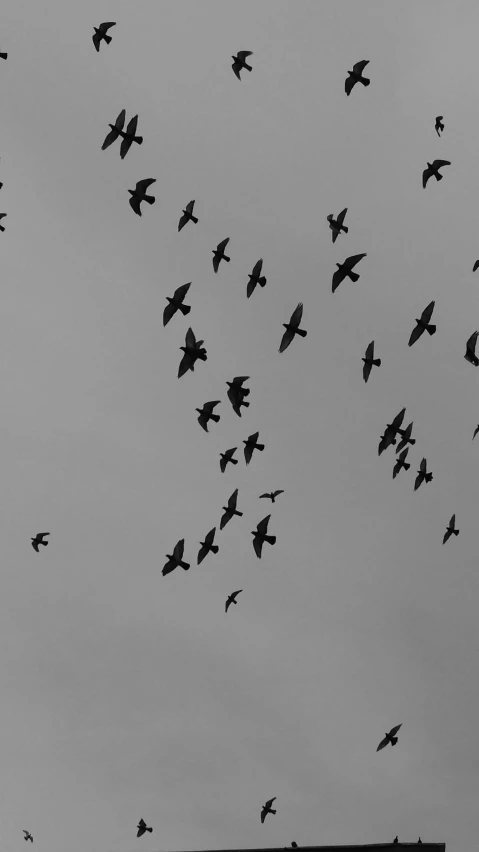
[0,1,477,851]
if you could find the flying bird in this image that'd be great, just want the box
[92,22,116,52]
[162,540,190,576]
[225,589,242,612]
[220,489,243,530]
[178,200,198,232]
[101,108,126,150]
[435,116,444,136]
[473,260,479,272]
[473,425,479,440]
[212,238,231,272]
[465,331,479,366]
[196,400,221,432]
[220,447,238,472]
[128,178,156,216]
[247,259,267,298]
[332,253,367,292]
[178,327,207,378]
[395,422,415,453]
[31,532,49,552]
[226,376,250,416]
[326,208,348,243]
[163,282,191,326]
[362,341,381,382]
[23,832,33,843]
[259,490,284,503]
[261,797,277,823]
[136,819,153,838]
[378,407,406,455]
[377,724,402,751]
[443,514,459,544]
[252,515,276,558]
[422,159,450,188]
[0,213,7,232]
[243,431,265,465]
[197,527,219,564]
[408,300,436,346]
[279,302,307,353]
[232,51,253,80]
[414,458,433,491]
[345,60,370,95]
[392,448,410,479]
[119,115,143,159]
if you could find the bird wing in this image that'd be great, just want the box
[244,442,254,465]
[353,60,369,74]
[391,408,406,430]
[422,167,432,188]
[125,115,138,136]
[449,514,455,528]
[414,472,423,491]
[197,543,208,565]
[203,400,220,413]
[257,515,271,535]
[408,321,424,347]
[136,178,156,193]
[102,127,121,149]
[265,797,276,808]
[248,431,259,443]
[228,489,239,509]
[100,22,116,33]
[473,261,479,272]
[332,267,345,292]
[420,300,435,324]
[399,449,409,462]
[197,412,208,432]
[474,425,479,439]
[178,212,188,231]
[217,237,230,253]
[137,828,146,838]
[432,159,451,168]
[178,351,193,378]
[237,51,253,59]
[185,327,196,348]
[251,258,263,277]
[212,253,221,273]
[231,62,242,80]
[466,331,479,353]
[32,541,39,551]
[220,509,231,529]
[419,458,427,474]
[259,493,272,499]
[185,200,195,214]
[336,207,347,226]
[247,278,256,298]
[260,807,267,823]
[279,327,295,353]
[225,597,232,612]
[120,136,133,159]
[92,32,101,50]
[363,360,372,383]
[232,589,243,599]
[204,527,216,546]
[253,535,263,558]
[233,376,249,386]
[331,226,340,243]
[344,76,355,96]
[174,282,191,302]
[38,532,49,540]
[173,539,185,560]
[376,735,388,751]
[436,115,443,121]
[388,724,402,737]
[365,341,374,360]
[272,490,284,498]
[289,302,303,328]
[129,195,142,216]
[346,253,367,270]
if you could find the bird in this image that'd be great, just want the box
[232,51,253,80]
[101,109,126,150]
[247,259,267,298]
[473,260,479,272]
[393,839,399,845]
[259,490,284,503]
[443,514,459,544]
[362,341,381,382]
[0,213,8,232]
[414,458,433,491]
[23,832,33,843]
[473,425,479,440]
[225,589,242,612]
[392,448,410,479]
[178,327,207,378]
[408,300,436,346]
[226,376,250,417]
[163,282,192,326]
[279,303,307,353]
[128,178,156,216]
[119,115,143,159]
[252,515,276,558]
[417,840,422,845]
[435,116,444,136]
[261,797,277,823]
[220,447,238,472]
[197,528,219,564]
[422,159,451,188]
[345,60,370,95]
[332,253,367,292]
[136,819,153,838]
[196,400,221,433]
[220,489,243,530]
[243,431,265,465]
[465,331,479,366]
[178,200,198,232]
[92,22,116,52]
[162,540,190,576]
[31,532,49,552]
[395,422,415,453]
[376,724,402,751]
[378,407,406,455]
[326,208,348,243]
[212,238,231,272]
[291,845,298,849]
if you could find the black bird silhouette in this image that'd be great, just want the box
[362,341,381,382]
[102,111,143,159]
[279,303,307,353]
[377,724,402,751]
[232,51,253,80]
[178,200,198,232]
[465,331,479,365]
[31,532,49,552]
[178,327,207,378]
[378,408,406,455]
[327,208,348,243]
[408,300,436,346]
[261,797,277,823]
[417,840,422,845]
[163,282,191,326]
[212,238,230,272]
[220,489,243,530]
[162,540,189,576]
[102,109,126,150]
[395,422,415,453]
[0,213,7,232]
[423,159,450,188]
[332,253,367,292]
[225,589,242,612]
[197,527,219,564]
[435,116,444,136]
[136,819,153,838]
[226,376,250,416]
[393,839,399,845]
[473,425,479,440]
[392,448,410,478]
[260,490,284,502]
[23,832,33,843]
[128,179,156,216]
[92,22,116,52]
[443,514,459,544]
[414,458,433,491]
[252,515,276,558]
[196,400,221,432]
[345,60,370,95]
[220,447,238,472]
[247,259,267,298]
[243,431,265,465]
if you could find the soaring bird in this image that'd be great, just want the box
[162,540,190,576]
[465,331,479,366]
[92,22,116,52]
[326,208,348,243]
[261,797,277,823]
[414,458,433,491]
[332,253,367,292]
[220,447,238,472]
[247,259,267,298]
[378,408,406,455]
[408,300,436,346]
[128,178,156,216]
[259,490,284,503]
[362,341,381,382]
[212,238,231,272]
[23,832,33,843]
[435,116,444,136]
[220,489,243,530]
[0,213,8,232]
[178,200,198,232]
[178,327,207,378]
[197,528,219,564]
[377,724,402,751]
[226,376,250,416]
[345,60,370,95]
[473,260,479,272]
[279,302,307,353]
[395,422,415,453]
[225,589,242,612]
[232,51,253,80]
[31,532,49,552]
[392,448,410,479]
[473,425,479,440]
[252,515,276,558]
[422,159,450,188]
[243,431,265,465]
[163,282,191,326]
[136,819,153,838]
[196,400,221,432]
[102,109,126,150]
[443,514,459,544]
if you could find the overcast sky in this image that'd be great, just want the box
[0,1,478,851]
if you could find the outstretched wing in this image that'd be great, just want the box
[228,488,239,510]
[345,253,367,270]
[129,195,142,216]
[163,301,177,326]
[120,136,133,159]
[353,60,369,75]
[408,321,424,347]
[432,159,451,169]
[256,515,271,536]
[289,302,303,328]
[197,411,209,432]
[232,61,242,80]
[336,207,347,227]
[174,281,191,302]
[212,252,221,273]
[272,490,284,498]
[136,178,156,193]
[422,166,432,189]
[244,441,254,465]
[178,211,188,231]
[473,425,479,440]
[364,341,374,361]
[332,267,345,292]
[391,408,406,431]
[247,277,257,298]
[259,493,272,499]
[420,300,435,324]
[265,797,276,809]
[178,350,193,378]
[279,327,294,353]
[185,327,196,348]
[376,735,388,752]
[344,76,355,96]
[204,527,216,546]
[173,539,185,560]
[473,261,479,272]
[253,534,264,559]
[251,258,263,278]
[99,22,116,34]
[363,359,372,383]
[388,724,402,738]
[203,400,220,414]
[217,237,230,253]
[125,115,138,137]
[237,51,253,60]
[197,542,208,564]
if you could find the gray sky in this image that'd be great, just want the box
[0,1,478,851]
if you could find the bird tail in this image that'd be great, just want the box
[453,529,459,536]
[0,224,5,232]
[191,215,199,224]
[427,324,436,335]
[231,458,238,464]
[240,400,250,408]
[391,737,398,745]
[257,443,265,451]
[361,77,370,86]
[146,828,153,834]
[103,34,112,44]
[265,535,276,545]
[224,255,231,262]
[296,328,307,338]
[179,303,191,316]
[425,473,433,483]
[341,225,349,233]
[211,414,220,423]
[404,462,410,471]
[134,136,143,145]
[245,63,253,71]
[235,510,244,517]
[270,809,277,814]
[180,561,190,571]
[0,52,7,60]
[259,276,267,287]
[211,545,219,554]
[144,195,155,204]
[435,172,443,181]
[349,271,360,282]
[373,358,381,366]
[42,540,48,546]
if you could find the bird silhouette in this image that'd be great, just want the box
[197,528,219,564]
[259,490,284,502]
[473,260,479,272]
[226,376,250,416]
[101,109,126,150]
[332,253,367,292]
[0,213,8,231]
[435,116,444,136]
[225,589,243,612]
[261,797,277,823]
[395,422,415,453]
[163,282,192,326]
[162,540,189,576]
[345,60,370,95]
[196,400,221,433]
[178,200,198,232]
[220,447,238,472]
[423,159,450,188]
[393,838,399,845]
[247,259,267,298]
[473,425,479,440]
[362,341,381,382]
[443,514,459,544]
[23,832,33,843]
[31,532,49,552]
[178,327,207,378]
[377,724,402,751]
[232,51,253,80]
[465,331,479,366]
[378,408,406,455]
[92,22,116,52]
[414,458,433,491]
[417,840,422,845]
[243,431,265,465]
[392,448,410,479]
[327,208,348,243]
[279,303,307,353]
[220,489,243,530]
[252,515,276,558]
[408,301,436,346]
[128,178,156,216]
[136,819,153,838]
[212,238,231,272]
[102,111,143,159]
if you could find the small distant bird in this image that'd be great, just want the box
[178,200,198,232]
[259,490,284,503]
[435,116,444,136]
[243,431,265,465]
[362,341,381,382]
[414,458,433,491]
[102,111,143,159]
[196,400,221,433]
[408,301,436,346]
[279,302,307,353]
[247,259,267,298]
[252,515,276,558]
[163,282,191,326]
[220,447,238,472]
[197,528,219,564]
[465,330,479,366]
[212,238,231,272]
[23,832,33,843]
[92,22,116,52]
[345,60,370,95]
[226,376,250,416]
[220,489,243,530]
[291,844,298,849]
[392,448,410,479]
[473,425,479,440]
[136,819,153,838]
[225,589,242,612]
[422,159,451,188]
[395,422,415,453]
[162,540,189,576]
[31,532,49,552]
[378,407,406,455]
[377,724,402,751]
[332,253,367,292]
[327,208,348,243]
[473,260,479,272]
[178,327,207,378]
[128,178,156,216]
[261,797,277,823]
[0,213,7,231]
[232,51,253,80]
[393,839,399,845]
[443,514,459,544]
